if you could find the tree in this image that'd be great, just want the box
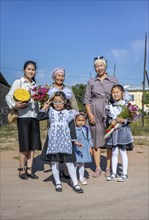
[143,91,149,107]
[72,84,86,111]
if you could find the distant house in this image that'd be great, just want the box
[0,73,10,126]
[124,85,149,113]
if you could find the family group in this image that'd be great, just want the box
[5,56,134,193]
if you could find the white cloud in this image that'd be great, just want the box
[111,39,146,65]
[111,49,129,63]
[130,39,145,62]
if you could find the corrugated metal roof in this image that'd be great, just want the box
[124,85,149,91]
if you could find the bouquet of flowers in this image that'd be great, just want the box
[31,84,50,108]
[104,103,141,139]
[13,88,31,103]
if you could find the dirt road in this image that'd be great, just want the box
[1,145,148,220]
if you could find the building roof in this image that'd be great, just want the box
[0,72,10,87]
[124,84,149,91]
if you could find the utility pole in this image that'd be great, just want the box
[142,32,147,127]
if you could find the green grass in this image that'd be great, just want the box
[130,115,149,136]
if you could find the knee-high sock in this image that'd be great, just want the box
[66,163,78,187]
[78,163,85,181]
[119,149,128,175]
[112,147,119,174]
[51,162,61,185]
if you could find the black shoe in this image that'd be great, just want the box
[55,184,62,192]
[18,168,28,180]
[27,173,39,179]
[19,173,28,180]
[73,185,84,193]
[26,167,39,179]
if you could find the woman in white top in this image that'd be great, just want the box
[5,61,41,180]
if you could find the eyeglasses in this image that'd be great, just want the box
[94,56,105,61]
[52,101,65,105]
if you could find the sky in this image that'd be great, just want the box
[0,0,149,87]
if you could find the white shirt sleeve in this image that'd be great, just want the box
[5,79,21,109]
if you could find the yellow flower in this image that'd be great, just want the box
[13,88,31,102]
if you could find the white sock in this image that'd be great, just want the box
[66,162,79,187]
[112,147,119,174]
[120,149,128,175]
[78,163,85,181]
[51,162,61,185]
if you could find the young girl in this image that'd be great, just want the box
[106,84,133,182]
[37,91,84,193]
[74,112,93,185]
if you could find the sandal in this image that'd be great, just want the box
[92,168,102,178]
[55,184,62,192]
[26,167,38,179]
[18,168,28,180]
[105,168,111,177]
[73,185,84,193]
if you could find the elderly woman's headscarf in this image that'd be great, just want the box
[51,67,65,80]
[94,56,107,66]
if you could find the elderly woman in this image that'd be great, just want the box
[39,67,79,177]
[84,56,119,178]
[49,67,79,111]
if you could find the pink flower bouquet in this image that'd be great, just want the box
[31,84,50,108]
[104,103,141,139]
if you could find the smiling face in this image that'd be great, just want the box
[94,61,107,78]
[52,95,66,111]
[24,64,36,82]
[111,87,124,102]
[54,72,65,86]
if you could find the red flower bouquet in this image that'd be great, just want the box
[31,84,50,108]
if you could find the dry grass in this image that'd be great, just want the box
[0,119,148,152]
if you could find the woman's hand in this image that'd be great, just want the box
[15,101,28,109]
[74,141,83,148]
[88,113,96,125]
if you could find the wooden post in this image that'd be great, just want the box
[142,32,147,127]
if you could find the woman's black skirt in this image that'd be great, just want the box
[17,117,41,152]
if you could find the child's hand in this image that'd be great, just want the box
[42,99,51,111]
[90,147,93,156]
[111,119,117,126]
[74,141,83,148]
[116,117,125,124]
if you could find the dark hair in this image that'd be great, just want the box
[75,112,87,120]
[51,91,71,110]
[23,60,37,82]
[111,84,125,93]
[109,84,125,103]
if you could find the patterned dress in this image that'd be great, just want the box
[74,126,92,163]
[37,107,77,162]
[47,108,75,154]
